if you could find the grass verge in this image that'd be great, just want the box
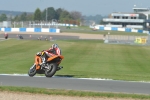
[0,86,150,99]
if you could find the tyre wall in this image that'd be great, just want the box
[93,25,150,34]
[0,28,60,33]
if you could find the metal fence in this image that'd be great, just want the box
[12,21,59,28]
[0,21,61,28]
[104,34,150,45]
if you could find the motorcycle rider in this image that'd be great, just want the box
[4,32,8,39]
[48,44,61,55]
[39,44,61,65]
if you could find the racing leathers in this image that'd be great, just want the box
[40,47,61,64]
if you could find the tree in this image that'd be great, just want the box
[41,7,56,21]
[148,14,150,19]
[0,14,7,21]
[59,10,72,23]
[12,15,20,21]
[55,8,63,20]
[41,9,46,21]
[70,11,82,20]
[47,7,56,21]
[70,11,84,25]
[26,14,34,21]
[34,8,42,21]
[20,12,27,21]
[100,19,105,24]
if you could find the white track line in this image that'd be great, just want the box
[0,73,112,80]
[0,39,9,41]
[1,74,150,83]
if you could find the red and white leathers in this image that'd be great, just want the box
[40,44,61,64]
[48,47,61,55]
[44,47,61,58]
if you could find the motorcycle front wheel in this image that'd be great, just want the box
[28,64,36,77]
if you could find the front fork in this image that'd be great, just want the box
[35,55,42,70]
[30,64,36,69]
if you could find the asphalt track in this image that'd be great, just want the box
[0,75,150,95]
[0,33,80,40]
[0,32,150,95]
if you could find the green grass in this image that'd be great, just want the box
[0,86,150,100]
[1,38,150,99]
[0,39,150,81]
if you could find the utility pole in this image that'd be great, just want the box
[46,8,47,22]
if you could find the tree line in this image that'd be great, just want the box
[0,7,83,25]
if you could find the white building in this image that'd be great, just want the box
[103,7,150,30]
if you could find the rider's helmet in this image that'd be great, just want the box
[51,44,59,49]
[51,44,61,55]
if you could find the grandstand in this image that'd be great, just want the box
[103,6,150,30]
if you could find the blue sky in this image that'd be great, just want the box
[0,0,150,16]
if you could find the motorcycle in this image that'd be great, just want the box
[28,51,64,77]
[4,33,8,39]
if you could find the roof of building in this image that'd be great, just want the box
[133,7,150,10]
[111,12,146,16]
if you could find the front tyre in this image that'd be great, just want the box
[28,64,36,77]
[45,63,57,77]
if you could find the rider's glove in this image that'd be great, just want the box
[36,52,41,56]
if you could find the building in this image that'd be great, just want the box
[0,21,11,28]
[103,6,150,30]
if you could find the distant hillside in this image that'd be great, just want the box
[0,10,33,16]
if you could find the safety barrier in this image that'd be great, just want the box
[100,27,150,34]
[0,28,60,33]
[93,25,150,34]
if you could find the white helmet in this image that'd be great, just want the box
[51,44,58,49]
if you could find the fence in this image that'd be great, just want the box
[92,25,150,34]
[0,28,60,33]
[104,35,150,45]
[0,21,78,28]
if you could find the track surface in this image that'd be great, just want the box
[0,75,150,95]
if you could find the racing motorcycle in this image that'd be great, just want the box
[28,51,64,77]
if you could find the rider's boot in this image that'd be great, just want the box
[57,66,63,71]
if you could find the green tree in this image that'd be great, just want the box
[148,14,150,19]
[12,15,20,21]
[34,8,42,21]
[41,7,56,21]
[26,14,34,21]
[47,7,56,21]
[59,10,72,23]
[20,12,27,21]
[41,9,46,21]
[100,19,104,24]
[0,14,7,21]
[56,8,63,20]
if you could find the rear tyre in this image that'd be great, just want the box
[28,64,36,77]
[45,63,57,77]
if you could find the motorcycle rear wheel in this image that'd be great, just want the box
[28,64,36,77]
[45,63,57,77]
